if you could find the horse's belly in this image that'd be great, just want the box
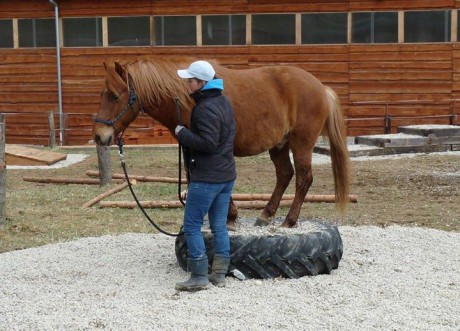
[234,134,286,157]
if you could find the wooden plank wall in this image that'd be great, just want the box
[348,44,457,135]
[0,0,459,145]
[452,44,460,123]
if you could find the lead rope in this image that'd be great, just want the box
[176,97,187,207]
[116,134,183,237]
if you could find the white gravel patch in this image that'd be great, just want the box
[0,225,459,330]
[403,124,459,129]
[7,154,88,170]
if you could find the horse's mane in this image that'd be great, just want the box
[124,59,195,111]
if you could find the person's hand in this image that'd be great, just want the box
[175,125,185,136]
[180,189,187,201]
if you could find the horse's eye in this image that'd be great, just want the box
[110,94,119,102]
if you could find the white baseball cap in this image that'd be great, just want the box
[177,60,215,81]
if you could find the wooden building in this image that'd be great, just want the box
[0,0,459,145]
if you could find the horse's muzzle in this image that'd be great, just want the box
[94,134,112,146]
[93,125,115,146]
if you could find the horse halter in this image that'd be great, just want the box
[94,84,144,128]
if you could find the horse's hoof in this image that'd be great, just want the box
[254,217,270,227]
[281,220,296,228]
[226,221,239,232]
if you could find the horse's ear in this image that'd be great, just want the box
[114,62,125,78]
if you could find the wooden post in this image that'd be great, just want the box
[48,111,56,148]
[0,114,6,225]
[97,145,112,186]
[92,113,112,186]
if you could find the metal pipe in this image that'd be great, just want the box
[49,0,63,145]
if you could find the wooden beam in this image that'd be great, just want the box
[85,170,188,184]
[102,16,108,47]
[231,193,358,203]
[23,176,124,185]
[98,194,358,209]
[100,200,183,209]
[82,181,130,208]
[295,13,301,45]
[398,11,404,43]
[12,19,18,49]
[196,15,202,46]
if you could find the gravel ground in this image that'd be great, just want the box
[2,145,459,330]
[1,222,459,330]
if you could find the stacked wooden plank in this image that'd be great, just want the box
[397,125,460,151]
[315,125,460,156]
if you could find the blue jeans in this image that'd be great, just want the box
[183,180,234,259]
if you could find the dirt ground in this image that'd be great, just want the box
[236,150,460,232]
[0,147,459,253]
[309,153,459,231]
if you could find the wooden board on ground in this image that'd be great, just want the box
[355,134,430,148]
[314,144,385,157]
[6,144,67,166]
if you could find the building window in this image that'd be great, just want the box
[18,18,55,47]
[405,10,451,43]
[108,16,150,46]
[63,18,102,47]
[154,16,196,46]
[0,20,13,48]
[352,12,398,43]
[302,13,348,44]
[252,14,295,45]
[458,10,460,42]
[202,15,246,45]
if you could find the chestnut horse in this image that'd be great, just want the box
[93,59,350,228]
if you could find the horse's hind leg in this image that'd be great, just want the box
[254,143,294,226]
[281,144,314,228]
[226,197,238,229]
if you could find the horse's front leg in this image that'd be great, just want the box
[254,144,294,226]
[281,158,313,228]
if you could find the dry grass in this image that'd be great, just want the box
[1,146,458,253]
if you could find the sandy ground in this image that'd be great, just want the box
[1,222,459,330]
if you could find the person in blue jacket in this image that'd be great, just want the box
[175,60,237,291]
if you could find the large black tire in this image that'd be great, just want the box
[175,219,343,279]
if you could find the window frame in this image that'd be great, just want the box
[301,12,349,45]
[251,13,296,45]
[201,14,246,46]
[18,18,56,48]
[4,10,458,49]
[404,10,451,43]
[0,19,14,48]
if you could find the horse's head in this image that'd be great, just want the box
[93,62,142,146]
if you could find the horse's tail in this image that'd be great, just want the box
[323,85,350,215]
